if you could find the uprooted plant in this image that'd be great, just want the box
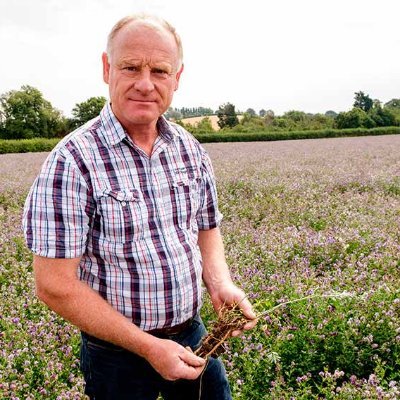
[195,292,353,359]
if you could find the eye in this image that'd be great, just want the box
[152,68,170,76]
[124,66,139,72]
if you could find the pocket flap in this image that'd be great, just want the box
[102,189,140,202]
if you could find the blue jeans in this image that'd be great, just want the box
[80,315,232,399]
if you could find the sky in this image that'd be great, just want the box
[1,0,399,117]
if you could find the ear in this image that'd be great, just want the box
[174,64,184,91]
[102,52,110,84]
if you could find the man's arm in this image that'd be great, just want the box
[33,255,205,380]
[198,228,257,335]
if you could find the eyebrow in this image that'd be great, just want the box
[118,59,174,71]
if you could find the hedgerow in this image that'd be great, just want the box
[0,127,399,154]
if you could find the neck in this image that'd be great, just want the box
[126,124,158,157]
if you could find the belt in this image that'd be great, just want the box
[146,317,194,337]
[81,317,195,349]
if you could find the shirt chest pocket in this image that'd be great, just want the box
[97,189,145,243]
[170,175,201,230]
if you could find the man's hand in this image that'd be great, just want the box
[209,281,258,336]
[145,338,206,381]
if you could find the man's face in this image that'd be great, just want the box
[102,22,183,131]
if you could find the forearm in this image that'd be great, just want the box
[198,227,233,295]
[34,256,154,359]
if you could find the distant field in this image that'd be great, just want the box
[181,115,220,129]
[181,115,244,130]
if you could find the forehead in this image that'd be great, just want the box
[111,21,179,65]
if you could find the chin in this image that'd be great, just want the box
[127,112,160,125]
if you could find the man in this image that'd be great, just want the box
[23,14,256,399]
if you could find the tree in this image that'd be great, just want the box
[335,108,375,129]
[384,99,400,109]
[217,103,239,129]
[263,110,275,127]
[259,109,267,117]
[71,96,107,129]
[0,85,66,139]
[245,108,256,116]
[353,91,373,112]
[369,106,396,127]
[284,110,307,123]
[384,98,400,125]
[325,110,338,118]
[165,108,183,120]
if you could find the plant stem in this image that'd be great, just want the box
[255,292,351,319]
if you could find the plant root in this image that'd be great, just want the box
[195,303,250,359]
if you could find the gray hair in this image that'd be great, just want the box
[106,14,183,68]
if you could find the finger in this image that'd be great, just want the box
[243,319,258,330]
[239,298,257,320]
[180,364,206,380]
[231,329,242,337]
[231,319,258,337]
[179,348,206,367]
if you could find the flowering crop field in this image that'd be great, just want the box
[1,136,400,399]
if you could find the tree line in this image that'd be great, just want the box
[165,107,214,119]
[181,92,400,134]
[0,85,399,139]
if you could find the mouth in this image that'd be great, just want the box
[129,98,156,104]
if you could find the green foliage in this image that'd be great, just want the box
[384,99,400,125]
[194,127,400,143]
[0,85,66,139]
[0,138,60,154]
[217,102,239,129]
[259,109,267,117]
[245,108,256,116]
[177,116,215,135]
[231,111,335,132]
[325,110,338,118]
[335,108,375,129]
[70,96,106,129]
[195,116,214,133]
[369,105,397,127]
[336,93,398,129]
[354,91,373,112]
[384,98,400,109]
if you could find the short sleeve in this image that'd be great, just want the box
[196,150,223,230]
[22,150,93,258]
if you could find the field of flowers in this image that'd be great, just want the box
[1,135,400,399]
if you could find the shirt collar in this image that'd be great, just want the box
[99,102,179,147]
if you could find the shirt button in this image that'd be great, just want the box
[121,201,127,207]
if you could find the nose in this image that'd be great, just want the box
[134,68,155,94]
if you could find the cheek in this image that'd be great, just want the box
[160,83,176,98]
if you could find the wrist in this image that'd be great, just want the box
[125,329,161,360]
[203,265,233,293]
[205,278,232,298]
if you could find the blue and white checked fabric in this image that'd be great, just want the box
[23,103,222,331]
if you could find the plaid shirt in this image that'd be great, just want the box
[23,103,222,331]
